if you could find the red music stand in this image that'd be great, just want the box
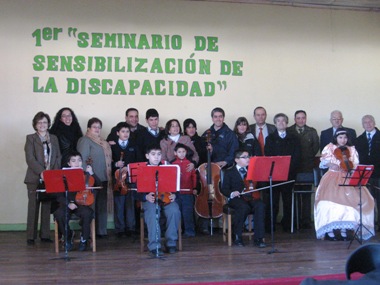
[136,165,180,258]
[127,162,146,184]
[43,168,85,261]
[247,156,292,254]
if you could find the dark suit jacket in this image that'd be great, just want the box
[24,133,61,184]
[221,166,245,198]
[264,131,301,180]
[320,126,357,152]
[355,128,380,178]
[249,123,276,141]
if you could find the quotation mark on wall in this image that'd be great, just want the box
[217,81,227,91]
[68,28,78,38]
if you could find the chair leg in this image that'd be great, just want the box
[291,190,295,233]
[247,214,253,241]
[54,221,59,254]
[140,212,145,254]
[222,213,227,242]
[227,214,232,247]
[91,219,96,252]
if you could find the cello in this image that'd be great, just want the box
[195,130,224,228]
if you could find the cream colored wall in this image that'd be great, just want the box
[1,0,379,228]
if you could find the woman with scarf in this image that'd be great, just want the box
[315,128,375,241]
[24,111,61,245]
[233,117,262,157]
[50,107,83,165]
[77,117,112,237]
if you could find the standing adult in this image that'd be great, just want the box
[233,117,262,157]
[265,113,301,232]
[24,111,61,245]
[183,118,207,165]
[249,106,276,155]
[320,110,357,152]
[287,110,319,229]
[50,107,83,165]
[77,117,112,237]
[355,115,380,231]
[107,108,145,144]
[160,119,199,166]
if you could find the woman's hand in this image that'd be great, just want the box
[186,163,194,172]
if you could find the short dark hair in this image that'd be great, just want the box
[145,144,161,154]
[234,149,248,159]
[125,108,138,117]
[294,110,306,117]
[65,150,82,167]
[116,122,130,132]
[145,108,159,119]
[32,111,51,130]
[254,106,266,116]
[174,143,188,152]
[211,107,225,118]
[183,118,197,130]
[87,117,102,128]
[273,113,288,124]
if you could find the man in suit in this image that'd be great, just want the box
[249,106,276,155]
[320,110,357,152]
[287,110,319,229]
[107,107,145,144]
[355,115,380,231]
[221,149,266,247]
[265,113,301,232]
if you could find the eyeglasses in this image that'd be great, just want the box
[238,156,250,159]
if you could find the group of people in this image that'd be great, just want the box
[24,106,379,256]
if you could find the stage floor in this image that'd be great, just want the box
[1,227,378,284]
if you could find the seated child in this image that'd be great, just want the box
[53,151,98,251]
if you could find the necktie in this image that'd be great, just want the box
[280,132,286,139]
[368,133,372,154]
[239,167,247,180]
[299,128,304,134]
[258,127,264,155]
[121,141,126,149]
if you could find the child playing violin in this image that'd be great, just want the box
[171,143,197,238]
[111,122,143,237]
[136,144,181,257]
[53,151,99,251]
[315,128,375,241]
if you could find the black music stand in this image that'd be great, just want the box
[341,165,374,248]
[43,169,85,261]
[137,165,180,258]
[248,156,292,254]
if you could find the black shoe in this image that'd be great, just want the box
[201,229,210,235]
[79,240,87,251]
[150,248,164,257]
[27,239,35,245]
[233,239,245,247]
[166,246,177,254]
[40,238,53,243]
[324,233,339,241]
[253,238,267,248]
[96,234,108,239]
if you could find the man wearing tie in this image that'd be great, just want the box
[355,115,380,231]
[221,149,266,248]
[265,113,301,232]
[320,110,357,151]
[287,110,319,229]
[249,106,276,155]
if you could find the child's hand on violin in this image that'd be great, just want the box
[169,193,176,202]
[206,143,213,153]
[68,202,78,210]
[86,165,94,175]
[146,192,155,203]
[231,191,240,199]
[192,189,198,195]
[115,161,125,168]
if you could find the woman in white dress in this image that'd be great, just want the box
[315,128,374,241]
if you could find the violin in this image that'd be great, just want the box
[241,180,260,201]
[195,130,223,219]
[114,152,129,195]
[75,157,95,206]
[333,146,353,172]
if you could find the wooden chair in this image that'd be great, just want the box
[140,209,182,253]
[54,217,96,253]
[222,203,254,246]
